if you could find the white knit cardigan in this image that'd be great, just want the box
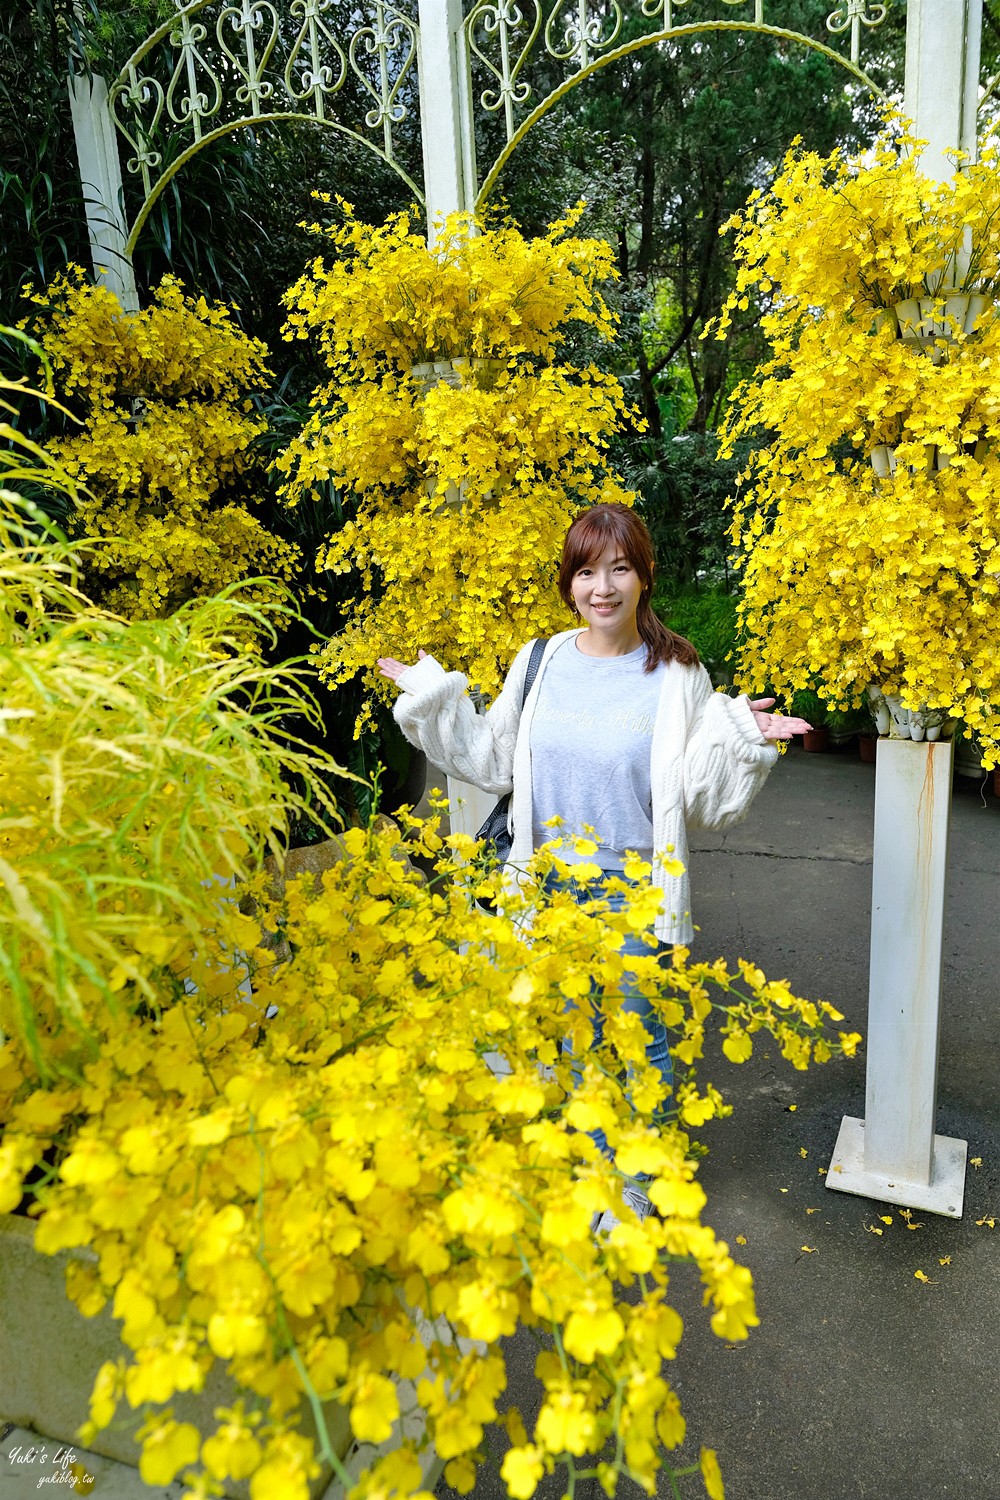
[393,628,779,944]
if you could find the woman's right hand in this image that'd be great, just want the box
[377,649,427,684]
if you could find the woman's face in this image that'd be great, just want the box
[570,541,643,631]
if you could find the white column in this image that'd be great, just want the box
[828,741,966,1216]
[67,72,139,313]
[416,0,471,235]
[904,0,982,179]
[827,0,980,1219]
[415,0,490,836]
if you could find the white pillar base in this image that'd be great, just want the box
[827,1115,967,1219]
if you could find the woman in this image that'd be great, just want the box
[378,503,809,1219]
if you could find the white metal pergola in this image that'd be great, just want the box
[68,0,988,1217]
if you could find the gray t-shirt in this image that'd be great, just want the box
[529,638,665,867]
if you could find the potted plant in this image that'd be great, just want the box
[789,689,829,752]
[826,704,877,754]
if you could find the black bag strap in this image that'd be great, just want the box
[521,637,547,709]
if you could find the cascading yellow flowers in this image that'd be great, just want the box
[277,204,639,729]
[24,269,298,618]
[716,128,1000,767]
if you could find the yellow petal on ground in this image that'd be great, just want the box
[699,1446,725,1500]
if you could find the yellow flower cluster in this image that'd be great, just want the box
[0,817,857,1500]
[284,201,619,376]
[25,270,298,617]
[715,130,1000,766]
[277,206,637,727]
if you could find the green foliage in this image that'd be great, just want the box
[626,432,748,592]
[826,702,875,738]
[513,12,882,438]
[0,485,340,1069]
[654,587,738,685]
[788,686,828,727]
[0,2,91,340]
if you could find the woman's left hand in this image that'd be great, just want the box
[749,697,813,741]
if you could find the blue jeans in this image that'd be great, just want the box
[546,869,674,1162]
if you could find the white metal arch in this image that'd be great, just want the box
[72,0,900,297]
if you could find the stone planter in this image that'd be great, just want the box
[0,1212,440,1500]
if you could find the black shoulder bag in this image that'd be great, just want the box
[475,637,547,866]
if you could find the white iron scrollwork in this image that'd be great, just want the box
[165,10,221,140]
[284,0,347,120]
[544,0,623,70]
[467,0,541,142]
[217,1,281,115]
[348,0,418,157]
[826,0,887,66]
[108,0,893,240]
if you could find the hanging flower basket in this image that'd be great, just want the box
[868,443,937,478]
[892,290,993,359]
[409,357,505,395]
[409,359,463,394]
[866,686,949,742]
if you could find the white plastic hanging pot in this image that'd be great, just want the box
[894,298,924,343]
[870,445,896,478]
[944,292,971,336]
[965,293,990,333]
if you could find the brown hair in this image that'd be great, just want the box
[558,504,699,673]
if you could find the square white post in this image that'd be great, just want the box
[416,0,471,234]
[904,0,982,177]
[827,0,981,1221]
[415,0,488,835]
[828,739,967,1217]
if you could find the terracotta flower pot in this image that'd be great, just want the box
[858,734,877,764]
[802,727,829,753]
